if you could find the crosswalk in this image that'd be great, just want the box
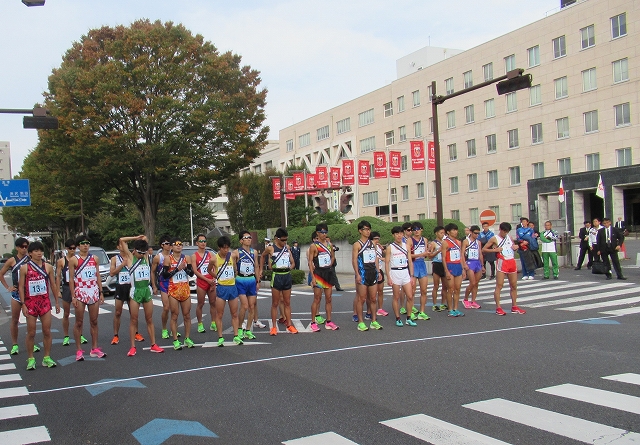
[0,338,50,445]
[284,372,640,444]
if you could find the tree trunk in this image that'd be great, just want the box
[140,177,157,243]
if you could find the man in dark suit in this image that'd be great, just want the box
[615,217,626,230]
[596,218,626,280]
[574,221,593,270]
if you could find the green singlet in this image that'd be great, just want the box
[130,257,152,304]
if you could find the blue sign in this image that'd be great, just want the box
[85,378,146,396]
[133,419,218,445]
[0,179,30,207]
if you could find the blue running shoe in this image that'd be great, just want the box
[352,314,359,322]
[395,319,404,327]
[364,313,372,320]
[406,319,418,327]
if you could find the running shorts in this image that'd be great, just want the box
[358,267,378,287]
[11,290,20,303]
[413,261,428,278]
[74,287,100,305]
[115,283,131,302]
[158,277,169,294]
[497,258,517,274]
[271,272,292,291]
[236,276,257,297]
[61,284,72,303]
[389,268,411,286]
[130,286,152,304]
[25,295,51,317]
[196,277,213,291]
[432,262,445,278]
[216,284,238,301]
[312,268,333,289]
[467,260,482,273]
[447,263,463,277]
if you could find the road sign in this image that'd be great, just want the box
[479,209,497,226]
[0,179,31,207]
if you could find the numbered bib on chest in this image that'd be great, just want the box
[239,260,254,275]
[391,254,407,268]
[502,246,514,258]
[134,265,150,282]
[414,245,425,255]
[450,249,461,261]
[318,252,331,268]
[81,266,97,281]
[29,278,47,296]
[274,256,290,269]
[220,265,234,280]
[173,270,188,283]
[199,264,210,276]
[362,249,376,264]
[65,270,70,283]
[118,270,131,284]
[468,249,479,260]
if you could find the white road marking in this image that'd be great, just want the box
[0,426,51,445]
[283,431,359,444]
[537,383,640,415]
[602,373,640,386]
[0,404,38,421]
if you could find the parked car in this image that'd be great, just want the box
[87,247,113,296]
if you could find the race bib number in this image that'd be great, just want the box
[81,266,96,281]
[391,255,407,268]
[414,245,425,255]
[318,252,331,268]
[362,249,376,264]
[65,270,70,283]
[502,246,514,258]
[200,264,210,276]
[173,270,188,283]
[118,271,131,284]
[468,249,479,260]
[220,265,234,280]
[239,260,254,275]
[275,256,290,268]
[29,279,47,296]
[450,250,461,261]
[134,265,150,281]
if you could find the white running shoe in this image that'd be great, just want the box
[253,320,267,329]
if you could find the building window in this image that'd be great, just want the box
[484,99,495,118]
[399,126,406,142]
[582,68,597,92]
[417,213,425,220]
[532,162,545,179]
[358,109,375,127]
[611,13,627,39]
[552,35,566,58]
[412,90,420,107]
[466,139,477,158]
[509,166,521,186]
[286,139,293,152]
[426,85,432,102]
[402,215,411,222]
[584,110,598,133]
[448,143,458,162]
[469,208,479,225]
[390,188,397,203]
[451,210,460,220]
[446,111,455,129]
[397,96,405,113]
[254,165,261,174]
[299,133,310,148]
[488,170,498,189]
[359,136,376,153]
[489,205,500,221]
[463,70,473,88]
[401,155,408,172]
[613,58,629,83]
[413,121,422,137]
[385,131,394,146]
[429,117,433,134]
[445,78,454,95]
[530,85,541,106]
[417,182,425,199]
[369,163,375,178]
[336,117,351,134]
[401,185,409,201]
[362,191,378,206]
[506,92,517,112]
[586,153,600,171]
[511,204,522,223]
[317,125,329,141]
[556,117,569,139]
[616,148,632,167]
[558,158,571,175]
[465,104,475,123]
[531,123,543,144]
[450,177,459,194]
[265,161,273,170]
[508,128,519,149]
[580,25,595,49]
[614,103,631,127]
[432,181,436,197]
[527,45,540,67]
[554,76,568,99]
[504,54,516,72]
[483,62,493,81]
[486,134,497,154]
[468,173,478,192]
[384,102,393,118]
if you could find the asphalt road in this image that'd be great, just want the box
[0,260,639,444]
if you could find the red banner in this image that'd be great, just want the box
[342,160,355,186]
[272,177,281,200]
[316,166,328,188]
[389,151,401,178]
[428,141,435,171]
[293,172,305,192]
[358,160,370,185]
[330,167,341,188]
[285,177,296,200]
[306,172,316,190]
[373,151,387,179]
[410,141,425,171]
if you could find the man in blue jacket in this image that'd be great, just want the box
[516,217,536,280]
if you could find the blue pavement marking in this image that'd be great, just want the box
[57,355,104,366]
[86,378,146,396]
[577,319,621,325]
[132,419,217,445]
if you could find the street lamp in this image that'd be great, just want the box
[0,107,58,129]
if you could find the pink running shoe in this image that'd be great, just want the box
[75,350,84,361]
[470,302,482,309]
[462,300,472,309]
[127,347,136,357]
[90,348,107,358]
[511,306,526,314]
[495,307,506,316]
[376,308,389,316]
[310,322,321,332]
[325,321,339,330]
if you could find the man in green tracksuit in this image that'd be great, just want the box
[539,220,559,279]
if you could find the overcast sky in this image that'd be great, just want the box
[1,0,561,175]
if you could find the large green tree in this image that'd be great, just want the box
[39,19,268,241]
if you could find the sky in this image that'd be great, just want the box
[1,0,562,176]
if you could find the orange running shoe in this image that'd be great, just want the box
[269,327,278,336]
[286,325,298,334]
[110,335,119,345]
[135,333,145,342]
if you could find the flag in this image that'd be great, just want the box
[358,160,370,185]
[271,177,281,200]
[410,141,425,170]
[316,166,328,188]
[285,177,296,200]
[389,151,401,178]
[427,141,435,171]
[595,174,605,199]
[342,159,355,186]
[293,172,305,195]
[558,179,565,203]
[306,172,316,190]
[330,167,341,188]
[373,151,387,179]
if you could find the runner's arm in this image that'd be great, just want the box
[0,258,15,291]
[48,264,61,309]
[55,258,63,290]
[18,264,27,305]
[351,242,360,279]
[68,257,77,297]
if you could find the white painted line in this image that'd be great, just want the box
[537,383,640,415]
[475,281,581,300]
[513,283,630,304]
[200,341,271,348]
[600,307,640,316]
[50,306,111,320]
[381,414,512,444]
[0,363,16,371]
[554,296,640,311]
[292,319,310,333]
[0,403,38,421]
[0,426,51,444]
[0,374,22,383]
[464,398,640,444]
[602,373,640,386]
[0,386,29,399]
[0,347,7,352]
[0,354,11,361]
[283,431,359,444]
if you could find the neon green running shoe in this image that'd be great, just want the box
[400,307,407,315]
[197,323,205,333]
[314,315,326,325]
[62,336,70,346]
[370,321,382,330]
[210,322,217,331]
[161,329,170,339]
[26,357,36,370]
[233,336,244,345]
[184,338,195,348]
[238,328,244,339]
[411,306,418,314]
[410,312,418,321]
[357,322,369,332]
[33,344,40,353]
[217,337,225,347]
[42,356,57,368]
[10,344,19,355]
[173,339,182,350]
[417,312,431,320]
[245,330,256,340]
[80,335,88,344]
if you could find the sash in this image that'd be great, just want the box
[196,251,210,272]
[216,252,232,280]
[74,254,93,277]
[272,246,288,268]
[28,260,49,280]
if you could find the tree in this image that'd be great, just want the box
[226,169,280,233]
[39,19,268,242]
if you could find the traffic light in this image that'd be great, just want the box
[496,72,532,95]
[339,191,353,214]
[23,116,59,129]
[313,195,328,214]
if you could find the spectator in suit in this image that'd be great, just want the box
[615,217,629,259]
[615,217,626,230]
[596,218,627,280]
[575,221,593,270]
[291,241,301,270]
[589,218,602,263]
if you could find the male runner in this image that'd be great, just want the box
[442,223,466,317]
[308,223,339,332]
[236,231,261,340]
[20,241,60,370]
[478,223,496,279]
[462,225,484,309]
[351,220,382,331]
[399,223,415,316]
[151,235,174,340]
[192,234,217,334]
[210,236,243,346]
[55,239,87,346]
[428,226,447,312]
[410,222,430,320]
[109,240,144,345]
[386,226,416,327]
[162,237,195,350]
[370,232,388,317]
[68,235,106,361]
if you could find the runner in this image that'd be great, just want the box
[236,231,261,340]
[162,237,195,350]
[261,228,298,336]
[109,239,144,345]
[410,222,430,320]
[399,223,415,317]
[68,235,106,361]
[482,222,526,315]
[386,226,416,327]
[308,223,339,332]
[55,239,87,347]
[118,236,163,356]
[351,220,382,331]
[151,235,174,340]
[371,231,388,317]
[19,241,60,370]
[191,234,217,334]
[209,236,242,346]
[442,223,466,317]
[462,225,484,309]
[478,222,496,279]
[428,226,448,312]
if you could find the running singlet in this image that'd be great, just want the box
[168,254,190,301]
[432,240,443,262]
[270,245,291,270]
[358,240,377,271]
[389,241,409,269]
[116,255,131,285]
[130,256,152,303]
[195,251,213,279]
[216,252,236,286]
[156,252,168,280]
[24,261,52,316]
[465,239,481,261]
[444,236,461,264]
[237,248,256,276]
[376,244,384,269]
[73,254,100,302]
[411,237,426,263]
[61,257,70,285]
[495,235,515,260]
[313,241,333,269]
[12,255,29,290]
